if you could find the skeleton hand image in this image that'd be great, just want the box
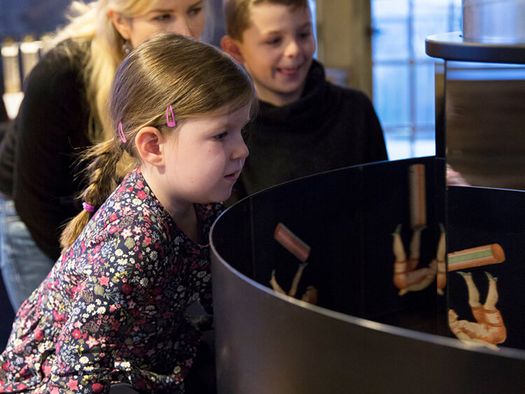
[448,271,506,349]
[270,223,318,304]
[392,224,441,296]
[270,265,318,304]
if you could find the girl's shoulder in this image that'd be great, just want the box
[99,170,175,234]
[76,192,172,266]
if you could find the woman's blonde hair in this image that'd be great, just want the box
[53,0,198,143]
[60,33,255,249]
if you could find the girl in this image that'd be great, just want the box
[0,0,210,311]
[0,33,254,393]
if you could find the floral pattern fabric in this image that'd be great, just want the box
[0,168,222,393]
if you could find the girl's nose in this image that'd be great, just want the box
[233,137,249,160]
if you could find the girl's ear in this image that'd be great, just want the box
[220,35,245,64]
[135,127,166,167]
[108,10,131,40]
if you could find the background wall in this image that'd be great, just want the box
[1,0,458,159]
[316,0,373,97]
[0,0,70,41]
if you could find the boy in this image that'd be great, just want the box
[221,0,388,202]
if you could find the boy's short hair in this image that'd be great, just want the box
[224,0,310,40]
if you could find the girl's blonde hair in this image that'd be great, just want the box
[53,0,208,143]
[224,0,309,40]
[60,33,255,249]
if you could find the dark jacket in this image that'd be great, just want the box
[230,60,388,203]
[0,40,91,259]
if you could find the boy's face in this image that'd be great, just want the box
[232,3,315,106]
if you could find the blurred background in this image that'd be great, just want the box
[0,0,462,158]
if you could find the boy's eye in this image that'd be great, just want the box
[213,131,228,141]
[265,37,282,46]
[299,30,312,39]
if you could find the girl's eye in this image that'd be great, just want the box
[213,132,228,141]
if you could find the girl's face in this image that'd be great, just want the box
[111,0,206,47]
[154,103,251,214]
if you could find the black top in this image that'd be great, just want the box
[0,93,12,176]
[0,40,91,260]
[0,97,7,123]
[0,121,16,193]
[230,60,388,203]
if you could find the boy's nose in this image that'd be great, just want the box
[284,39,300,57]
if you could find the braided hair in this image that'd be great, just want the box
[60,33,255,249]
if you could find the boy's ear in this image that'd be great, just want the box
[135,127,166,167]
[220,35,245,64]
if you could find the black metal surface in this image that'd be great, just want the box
[212,254,525,394]
[212,157,445,325]
[426,32,525,63]
[210,158,525,393]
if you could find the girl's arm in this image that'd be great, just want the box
[45,233,153,393]
[46,280,134,393]
[45,211,198,392]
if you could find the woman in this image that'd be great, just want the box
[0,0,208,311]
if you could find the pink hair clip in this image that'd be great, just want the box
[82,202,95,213]
[117,121,127,144]
[166,105,177,128]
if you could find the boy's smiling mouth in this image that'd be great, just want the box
[277,64,302,76]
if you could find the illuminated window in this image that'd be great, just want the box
[371,0,461,159]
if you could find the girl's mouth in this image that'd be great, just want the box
[224,171,239,182]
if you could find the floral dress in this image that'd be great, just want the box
[0,168,222,393]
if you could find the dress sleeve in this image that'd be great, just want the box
[45,223,164,393]
[199,203,223,316]
[196,269,213,318]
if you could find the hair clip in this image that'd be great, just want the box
[82,202,95,213]
[166,105,177,128]
[117,121,127,144]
